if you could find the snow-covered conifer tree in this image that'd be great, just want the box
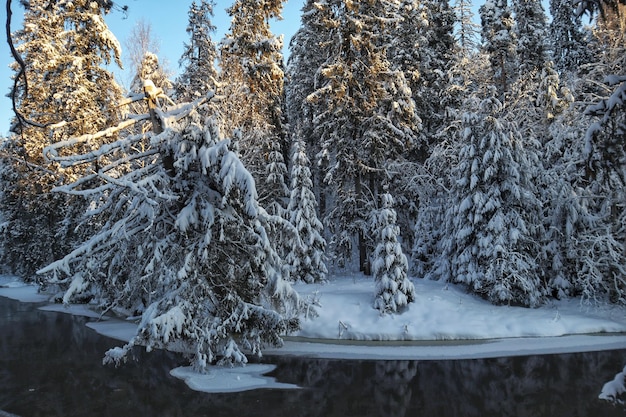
[219,0,288,194]
[1,0,123,279]
[441,95,545,306]
[372,193,416,314]
[40,99,308,368]
[285,0,329,216]
[549,0,592,73]
[480,0,518,95]
[175,0,219,102]
[130,52,173,96]
[285,138,327,284]
[513,0,549,75]
[308,0,420,271]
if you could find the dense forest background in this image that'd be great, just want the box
[0,0,624,367]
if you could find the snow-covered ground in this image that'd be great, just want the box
[2,272,626,393]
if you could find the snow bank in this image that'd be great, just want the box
[600,364,626,404]
[292,276,626,342]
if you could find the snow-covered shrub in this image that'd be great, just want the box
[600,364,626,405]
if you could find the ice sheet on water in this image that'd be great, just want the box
[170,365,299,393]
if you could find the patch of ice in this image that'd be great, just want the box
[169,365,299,393]
[86,320,137,343]
[39,303,104,319]
[0,284,49,303]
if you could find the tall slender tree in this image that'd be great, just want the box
[285,138,328,284]
[219,0,288,189]
[513,0,550,75]
[308,0,420,271]
[480,0,518,96]
[175,0,219,102]
[549,0,592,73]
[285,0,330,216]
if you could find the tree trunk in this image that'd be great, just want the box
[355,173,369,275]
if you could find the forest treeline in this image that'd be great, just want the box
[0,0,624,367]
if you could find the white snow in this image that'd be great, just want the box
[292,275,626,341]
[599,364,626,404]
[2,273,626,394]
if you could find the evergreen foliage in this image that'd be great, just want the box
[219,0,288,195]
[307,0,420,269]
[480,0,517,95]
[440,95,545,306]
[513,0,549,75]
[549,0,592,73]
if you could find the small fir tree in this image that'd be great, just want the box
[372,193,416,314]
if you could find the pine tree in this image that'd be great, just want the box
[1,0,122,279]
[175,0,219,102]
[307,0,420,270]
[372,193,416,314]
[285,138,328,284]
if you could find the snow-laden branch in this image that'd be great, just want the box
[43,116,150,164]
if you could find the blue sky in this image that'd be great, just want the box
[0,0,305,136]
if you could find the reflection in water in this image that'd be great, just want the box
[1,296,625,417]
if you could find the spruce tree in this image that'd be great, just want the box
[285,0,329,216]
[513,0,550,75]
[308,0,420,270]
[40,103,307,369]
[219,0,288,190]
[480,0,518,96]
[285,138,328,284]
[549,0,592,73]
[442,95,545,306]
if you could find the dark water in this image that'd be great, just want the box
[1,296,625,417]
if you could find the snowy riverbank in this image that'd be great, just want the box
[2,273,626,393]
